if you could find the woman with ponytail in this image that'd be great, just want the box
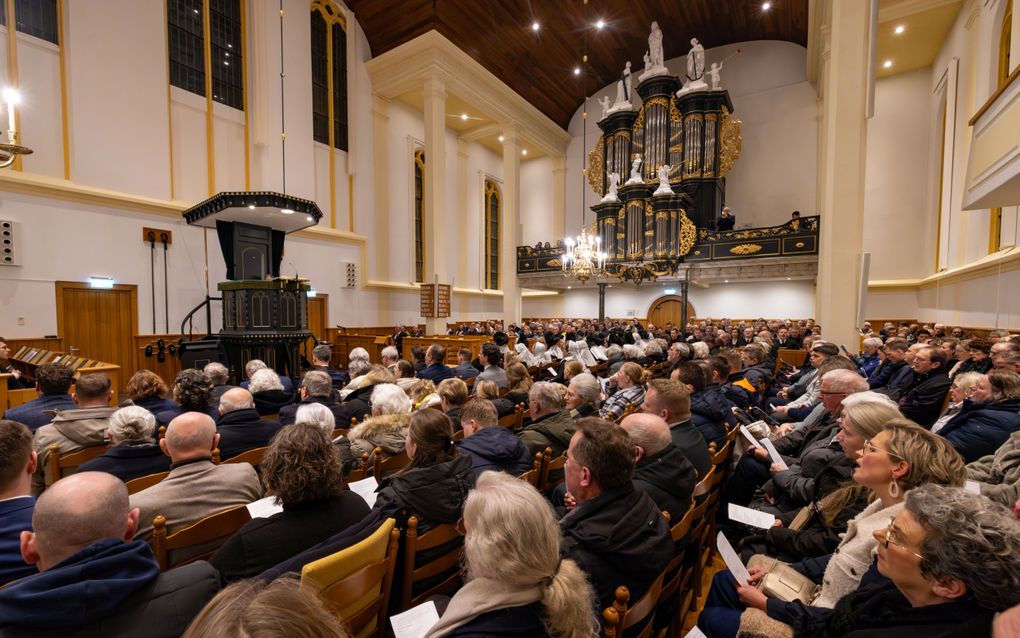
[425,471,598,638]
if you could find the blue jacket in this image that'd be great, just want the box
[458,426,533,476]
[448,602,549,637]
[2,394,75,432]
[77,441,171,483]
[0,538,218,636]
[0,496,35,586]
[939,397,1020,463]
[418,363,455,383]
[690,387,734,446]
[856,353,880,380]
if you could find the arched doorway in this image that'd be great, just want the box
[646,295,695,328]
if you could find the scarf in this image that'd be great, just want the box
[423,576,543,638]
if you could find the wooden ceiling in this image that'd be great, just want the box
[345,0,810,128]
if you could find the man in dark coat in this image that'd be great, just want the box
[621,413,696,521]
[560,418,673,612]
[215,388,282,460]
[1,363,75,432]
[641,379,711,479]
[897,347,951,428]
[457,399,532,476]
[417,344,455,383]
[0,472,218,637]
[278,370,349,427]
[870,339,911,394]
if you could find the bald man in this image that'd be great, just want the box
[0,472,218,636]
[621,413,697,521]
[215,387,281,460]
[130,412,261,542]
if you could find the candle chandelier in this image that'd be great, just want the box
[561,0,608,284]
[0,88,32,169]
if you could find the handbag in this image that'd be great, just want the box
[746,554,818,604]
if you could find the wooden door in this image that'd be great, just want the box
[308,294,329,342]
[646,296,695,328]
[56,282,138,387]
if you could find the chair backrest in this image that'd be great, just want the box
[46,443,108,486]
[512,402,527,430]
[260,413,278,421]
[349,416,360,428]
[158,425,167,439]
[539,447,566,494]
[373,447,410,479]
[331,427,348,439]
[709,438,734,468]
[452,429,465,442]
[517,449,547,488]
[346,452,371,485]
[151,504,252,571]
[125,470,170,495]
[659,502,698,633]
[302,518,400,638]
[399,515,464,610]
[211,448,221,464]
[498,386,510,397]
[224,445,269,468]
[602,570,667,638]
[614,403,637,425]
[497,410,517,430]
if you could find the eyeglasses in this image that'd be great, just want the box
[879,517,925,560]
[861,439,905,460]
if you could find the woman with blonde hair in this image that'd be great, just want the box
[505,362,533,405]
[475,379,515,418]
[599,361,648,420]
[425,471,597,637]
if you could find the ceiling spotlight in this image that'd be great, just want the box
[595,19,605,29]
[460,113,469,121]
[281,208,294,215]
[894,24,905,35]
[531,21,540,32]
[498,135,504,142]
[762,1,771,10]
[521,149,528,156]
[573,66,581,76]
[724,279,729,283]
[883,59,893,69]
[247,204,255,210]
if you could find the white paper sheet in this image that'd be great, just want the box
[716,531,751,586]
[728,503,777,530]
[761,438,788,470]
[348,476,380,509]
[683,627,708,638]
[390,600,440,638]
[964,480,982,495]
[246,496,283,519]
[739,425,763,449]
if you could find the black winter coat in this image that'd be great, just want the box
[278,395,350,428]
[939,397,1020,462]
[78,440,171,483]
[898,369,951,428]
[215,409,282,460]
[633,443,696,521]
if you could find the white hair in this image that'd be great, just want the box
[203,362,229,386]
[691,342,709,359]
[381,346,399,361]
[349,347,370,362]
[108,406,156,444]
[295,403,336,433]
[370,383,411,415]
[249,368,284,393]
[623,344,643,359]
[348,359,371,378]
[245,359,268,379]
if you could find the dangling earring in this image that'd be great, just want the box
[889,479,900,498]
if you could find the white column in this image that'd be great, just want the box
[456,137,471,288]
[423,75,449,334]
[501,126,522,324]
[817,0,870,346]
[551,154,567,241]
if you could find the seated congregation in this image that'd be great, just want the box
[1,319,1020,637]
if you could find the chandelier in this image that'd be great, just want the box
[0,88,32,169]
[561,226,607,282]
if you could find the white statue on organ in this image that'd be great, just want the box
[677,37,709,95]
[653,164,674,196]
[639,21,669,81]
[625,156,644,185]
[601,172,621,202]
[608,62,637,113]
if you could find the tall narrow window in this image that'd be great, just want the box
[992,0,1012,254]
[414,150,425,283]
[12,0,57,44]
[484,179,501,289]
[168,0,244,111]
[310,1,348,151]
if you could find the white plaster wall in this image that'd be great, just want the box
[65,0,171,199]
[863,68,932,280]
[564,40,817,235]
[520,156,554,246]
[17,34,62,178]
[915,267,1020,328]
[557,280,815,320]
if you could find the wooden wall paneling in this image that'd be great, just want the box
[401,335,516,365]
[3,337,65,352]
[133,334,188,389]
[308,294,329,342]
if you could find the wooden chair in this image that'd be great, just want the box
[301,518,400,638]
[452,429,465,442]
[158,426,167,439]
[260,413,278,421]
[151,504,252,571]
[498,386,510,397]
[539,447,567,494]
[517,449,548,488]
[512,402,527,430]
[399,515,464,611]
[331,427,348,439]
[46,443,108,486]
[125,470,169,495]
[349,416,360,428]
[211,448,221,464]
[614,403,638,425]
[373,447,410,479]
[224,445,269,468]
[659,503,698,635]
[602,571,667,638]
[497,410,518,430]
[345,452,371,485]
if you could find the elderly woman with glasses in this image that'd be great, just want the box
[699,419,966,638]
[789,484,1020,636]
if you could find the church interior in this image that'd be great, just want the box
[2,0,1020,636]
